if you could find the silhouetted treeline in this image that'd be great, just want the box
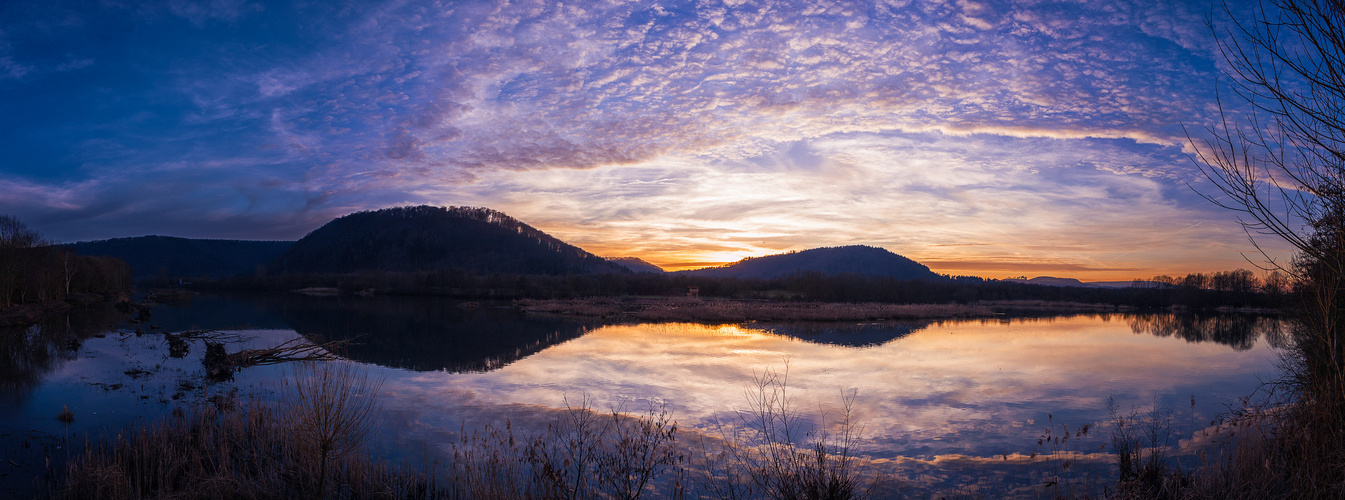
[183,267,1285,310]
[0,216,131,309]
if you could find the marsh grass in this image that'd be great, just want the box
[442,397,684,500]
[56,405,73,424]
[1028,413,1108,499]
[55,399,431,499]
[690,366,874,500]
[56,362,876,499]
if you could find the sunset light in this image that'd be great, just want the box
[7,1,1345,497]
[0,0,1293,280]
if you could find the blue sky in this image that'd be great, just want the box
[0,0,1288,278]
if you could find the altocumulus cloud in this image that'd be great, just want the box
[0,0,1280,277]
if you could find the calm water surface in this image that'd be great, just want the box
[0,293,1286,497]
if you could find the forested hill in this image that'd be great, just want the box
[607,257,665,274]
[269,205,629,276]
[69,236,293,280]
[680,245,941,280]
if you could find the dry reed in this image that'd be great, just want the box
[280,361,384,499]
[55,399,431,499]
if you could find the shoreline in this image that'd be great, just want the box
[0,292,131,328]
[516,297,1282,323]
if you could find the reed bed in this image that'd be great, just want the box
[517,297,993,322]
[55,400,433,500]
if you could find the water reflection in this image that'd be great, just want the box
[0,296,1291,405]
[1128,313,1288,351]
[750,321,932,347]
[380,315,1284,496]
[735,311,1284,352]
[0,303,130,406]
[0,294,1295,498]
[126,293,593,373]
[272,296,591,372]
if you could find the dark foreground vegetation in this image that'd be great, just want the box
[1108,0,1345,497]
[0,216,131,326]
[54,363,881,500]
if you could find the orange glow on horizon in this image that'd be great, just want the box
[534,221,1284,283]
[608,251,1224,283]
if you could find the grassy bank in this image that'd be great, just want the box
[516,297,994,322]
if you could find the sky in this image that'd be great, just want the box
[0,0,1295,279]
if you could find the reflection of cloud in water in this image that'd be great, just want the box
[358,316,1283,496]
[0,301,1292,498]
[377,318,1280,462]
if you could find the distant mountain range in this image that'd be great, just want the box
[607,257,665,274]
[679,245,940,280]
[69,236,292,280]
[67,207,951,283]
[1004,276,1142,289]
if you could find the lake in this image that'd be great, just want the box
[0,293,1286,498]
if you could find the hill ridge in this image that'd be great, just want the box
[680,245,939,280]
[270,205,628,276]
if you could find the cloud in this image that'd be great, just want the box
[0,56,29,79]
[0,0,1276,275]
[409,130,1278,278]
[164,0,264,25]
[210,0,1235,181]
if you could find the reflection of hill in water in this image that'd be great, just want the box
[142,293,592,373]
[1127,313,1287,351]
[753,321,934,347]
[270,295,590,373]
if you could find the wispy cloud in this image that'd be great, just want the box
[0,0,1276,278]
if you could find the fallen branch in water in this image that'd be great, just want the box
[202,335,349,381]
[169,329,255,343]
[227,336,343,367]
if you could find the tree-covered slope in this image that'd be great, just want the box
[270,205,628,276]
[680,245,940,280]
[607,257,665,274]
[69,236,292,280]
